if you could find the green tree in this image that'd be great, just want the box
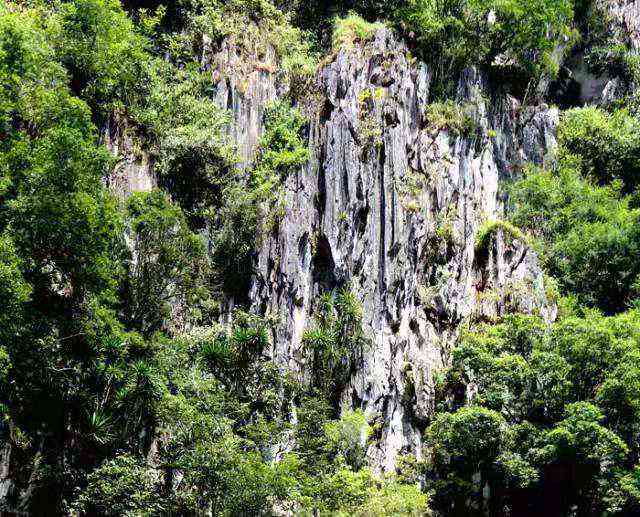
[125,190,209,336]
[75,454,163,516]
[426,406,510,515]
[511,158,640,314]
[559,107,640,194]
[54,0,151,121]
[398,0,574,95]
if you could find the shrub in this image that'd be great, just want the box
[209,185,258,301]
[300,465,431,515]
[310,467,374,513]
[75,454,162,516]
[323,409,371,470]
[252,100,309,193]
[200,334,233,370]
[332,13,384,50]
[424,100,477,137]
[558,107,640,193]
[475,220,526,257]
[355,481,431,516]
[428,406,507,474]
[426,406,512,513]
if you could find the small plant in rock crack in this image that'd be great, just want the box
[424,101,477,140]
[434,203,458,250]
[332,13,385,51]
[358,88,383,153]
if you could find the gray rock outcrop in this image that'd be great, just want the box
[99,24,558,471]
[248,30,556,470]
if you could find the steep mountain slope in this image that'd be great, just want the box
[3,0,640,515]
[250,29,556,469]
[105,22,557,470]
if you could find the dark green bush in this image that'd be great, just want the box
[585,44,640,87]
[125,190,209,336]
[75,454,163,515]
[55,0,151,122]
[430,312,640,515]
[510,155,640,314]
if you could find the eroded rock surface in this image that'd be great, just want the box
[250,30,556,470]
[100,26,558,471]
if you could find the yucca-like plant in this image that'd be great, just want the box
[335,288,364,338]
[87,408,115,446]
[304,288,369,398]
[113,360,162,441]
[232,326,268,351]
[201,334,233,370]
[232,325,269,369]
[304,327,338,394]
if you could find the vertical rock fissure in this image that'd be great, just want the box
[377,144,387,304]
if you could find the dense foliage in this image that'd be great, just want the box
[0,1,423,514]
[399,0,575,95]
[510,108,640,314]
[429,312,640,515]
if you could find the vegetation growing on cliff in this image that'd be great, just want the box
[475,220,527,258]
[2,0,640,515]
[510,109,640,314]
[303,288,369,400]
[398,0,575,95]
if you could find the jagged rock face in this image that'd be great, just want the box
[562,0,640,105]
[249,30,556,471]
[0,446,10,504]
[599,0,640,50]
[99,26,557,471]
[206,34,285,167]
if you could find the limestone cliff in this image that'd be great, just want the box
[247,30,556,470]
[4,2,640,513]
[102,24,559,471]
